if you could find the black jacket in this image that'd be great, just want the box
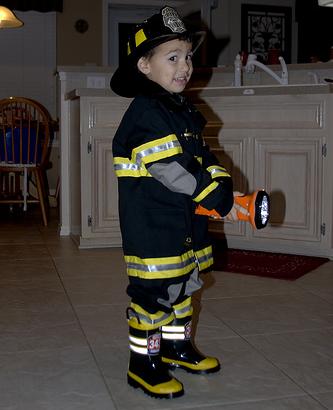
[112,80,233,281]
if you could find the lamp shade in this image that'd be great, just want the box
[0,6,23,28]
[318,0,333,6]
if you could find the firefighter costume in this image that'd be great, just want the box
[111,6,234,399]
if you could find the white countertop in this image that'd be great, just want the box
[66,83,333,101]
[187,83,333,97]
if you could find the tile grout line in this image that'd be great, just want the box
[238,331,328,409]
[196,285,329,408]
[49,255,120,409]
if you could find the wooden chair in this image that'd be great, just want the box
[0,97,53,226]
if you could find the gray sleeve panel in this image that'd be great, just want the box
[148,161,197,195]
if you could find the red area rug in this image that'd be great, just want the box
[212,246,329,281]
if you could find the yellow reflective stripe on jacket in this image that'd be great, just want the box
[113,156,152,177]
[195,245,214,270]
[173,296,193,319]
[193,181,219,203]
[125,251,196,279]
[132,134,182,166]
[207,165,231,179]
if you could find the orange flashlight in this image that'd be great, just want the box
[195,190,270,230]
[234,190,270,229]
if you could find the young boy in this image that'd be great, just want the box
[111,6,236,399]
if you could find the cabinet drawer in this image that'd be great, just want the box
[87,99,132,128]
[197,97,324,129]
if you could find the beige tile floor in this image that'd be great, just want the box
[1,207,333,410]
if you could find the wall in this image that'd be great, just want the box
[56,0,184,66]
[0,11,56,114]
[211,0,296,66]
[0,0,317,196]
[0,10,58,192]
[56,0,103,66]
[57,0,299,67]
[56,0,333,68]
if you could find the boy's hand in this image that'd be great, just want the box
[195,205,222,219]
[195,191,249,221]
[225,191,250,221]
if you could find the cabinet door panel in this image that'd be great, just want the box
[89,100,131,128]
[206,137,248,237]
[255,137,322,242]
[91,134,121,236]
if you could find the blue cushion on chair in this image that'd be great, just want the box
[0,127,42,164]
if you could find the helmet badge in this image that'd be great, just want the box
[162,7,186,34]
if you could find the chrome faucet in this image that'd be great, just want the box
[244,54,288,85]
[308,71,319,84]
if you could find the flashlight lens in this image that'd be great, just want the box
[254,190,270,229]
[260,195,269,225]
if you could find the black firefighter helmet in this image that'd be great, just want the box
[110,6,206,98]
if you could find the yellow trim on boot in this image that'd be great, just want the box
[162,356,220,373]
[127,370,184,395]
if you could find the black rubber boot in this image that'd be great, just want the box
[161,316,220,374]
[128,324,184,399]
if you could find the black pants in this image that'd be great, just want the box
[127,267,203,314]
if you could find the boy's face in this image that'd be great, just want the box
[137,39,193,94]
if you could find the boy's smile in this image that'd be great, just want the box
[137,39,193,94]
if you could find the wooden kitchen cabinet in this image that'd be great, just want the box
[66,90,130,248]
[193,87,333,258]
[63,85,333,258]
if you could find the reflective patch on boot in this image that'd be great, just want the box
[184,321,192,340]
[147,333,161,354]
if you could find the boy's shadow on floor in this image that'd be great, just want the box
[191,271,220,338]
[190,234,229,337]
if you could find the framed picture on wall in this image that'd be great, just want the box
[241,4,292,64]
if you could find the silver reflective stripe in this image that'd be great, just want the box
[134,311,171,327]
[207,164,230,177]
[161,332,185,340]
[197,251,213,267]
[134,140,181,166]
[162,325,185,332]
[129,344,148,354]
[129,335,146,346]
[209,166,229,176]
[173,304,192,317]
[127,257,195,273]
[129,332,161,355]
[161,325,186,340]
[114,162,141,171]
[210,167,219,175]
[129,335,148,354]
